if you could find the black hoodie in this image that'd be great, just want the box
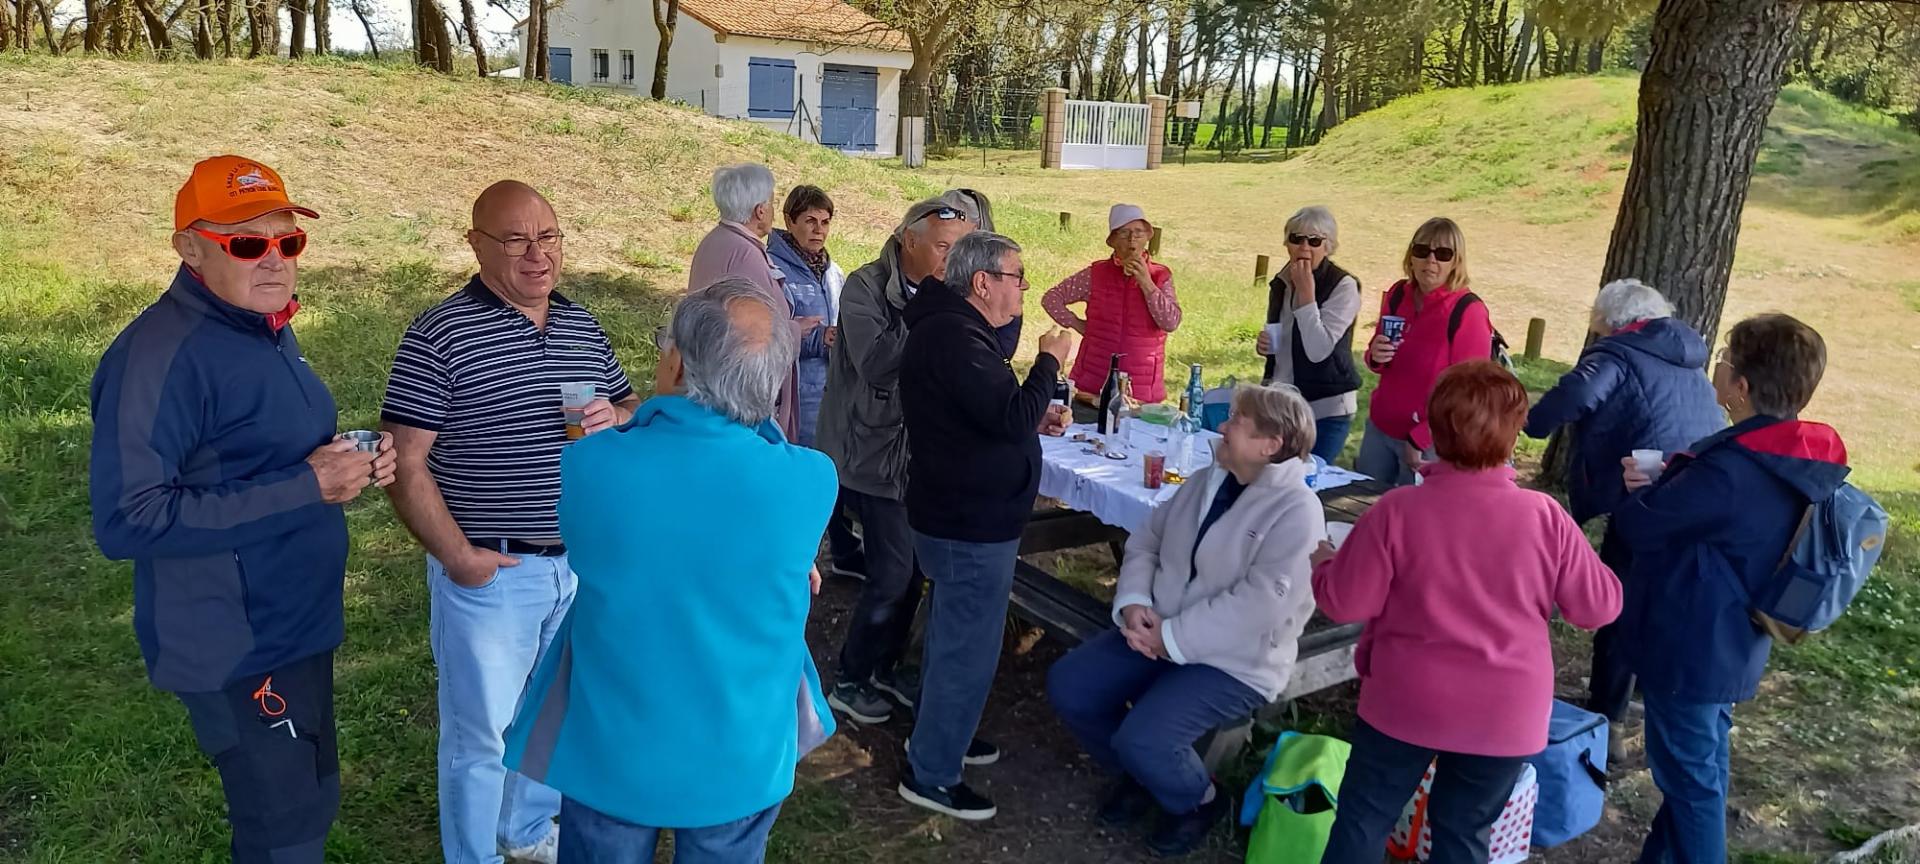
[899,285,1060,543]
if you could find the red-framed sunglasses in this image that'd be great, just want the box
[189,227,309,261]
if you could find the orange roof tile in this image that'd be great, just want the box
[677,0,911,53]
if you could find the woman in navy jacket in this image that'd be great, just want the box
[1524,279,1724,724]
[1613,313,1847,864]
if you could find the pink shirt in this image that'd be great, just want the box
[1312,463,1620,756]
[1365,281,1493,450]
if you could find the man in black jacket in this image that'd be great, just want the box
[896,231,1075,820]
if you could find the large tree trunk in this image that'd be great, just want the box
[312,0,328,53]
[217,0,232,55]
[1511,11,1535,80]
[194,0,213,57]
[649,0,676,98]
[1,0,12,53]
[532,0,548,80]
[458,0,484,74]
[414,0,453,72]
[1261,43,1282,147]
[133,0,170,51]
[81,0,101,51]
[522,0,540,76]
[287,0,306,57]
[1543,0,1803,488]
[1315,25,1337,140]
[37,0,58,53]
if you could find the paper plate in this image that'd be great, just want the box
[1326,521,1355,549]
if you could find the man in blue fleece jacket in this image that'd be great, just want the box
[89,155,395,863]
[504,277,837,860]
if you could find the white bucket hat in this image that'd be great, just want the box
[1108,203,1151,233]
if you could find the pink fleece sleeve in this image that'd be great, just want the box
[1311,504,1394,623]
[1550,506,1623,630]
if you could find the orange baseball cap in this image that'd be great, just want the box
[174,155,320,231]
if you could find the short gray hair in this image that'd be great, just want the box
[1591,278,1673,332]
[672,278,797,427]
[1231,383,1316,463]
[711,163,775,224]
[942,231,1021,298]
[898,190,980,238]
[1284,205,1339,254]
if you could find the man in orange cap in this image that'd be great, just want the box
[89,155,396,863]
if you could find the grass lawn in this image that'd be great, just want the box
[4,55,1918,862]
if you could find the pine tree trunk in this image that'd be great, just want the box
[650,0,677,98]
[1315,25,1337,141]
[312,0,328,53]
[533,0,548,80]
[414,0,452,72]
[287,0,305,57]
[350,0,376,57]
[1261,46,1282,147]
[1161,0,1184,100]
[1511,12,1535,80]
[459,0,484,75]
[1,0,12,53]
[37,0,59,53]
[217,0,231,55]
[1586,28,1609,73]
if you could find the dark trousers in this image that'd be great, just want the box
[1047,630,1265,814]
[1636,696,1733,864]
[176,650,339,864]
[835,488,926,684]
[825,487,864,573]
[1320,719,1527,864]
[559,797,782,864]
[907,533,1020,788]
[1587,523,1636,722]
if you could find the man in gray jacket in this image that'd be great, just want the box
[817,192,979,725]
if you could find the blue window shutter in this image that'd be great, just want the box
[748,57,796,119]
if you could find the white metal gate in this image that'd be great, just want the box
[1060,99,1150,170]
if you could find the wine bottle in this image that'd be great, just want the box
[1096,353,1124,434]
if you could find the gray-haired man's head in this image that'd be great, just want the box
[667,278,797,427]
[944,231,1026,328]
[711,163,777,238]
[896,193,977,285]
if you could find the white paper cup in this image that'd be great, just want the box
[1327,521,1355,549]
[1631,448,1665,480]
[1264,322,1286,354]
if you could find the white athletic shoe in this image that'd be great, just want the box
[506,824,559,864]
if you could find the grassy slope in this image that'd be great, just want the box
[2,57,1917,861]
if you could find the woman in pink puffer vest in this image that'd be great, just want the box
[1042,204,1183,404]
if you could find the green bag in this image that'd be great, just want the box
[1239,732,1351,864]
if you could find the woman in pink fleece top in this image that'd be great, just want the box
[1313,361,1621,864]
[1355,217,1495,486]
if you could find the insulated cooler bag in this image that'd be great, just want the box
[1386,761,1537,864]
[1240,732,1350,864]
[1525,700,1609,847]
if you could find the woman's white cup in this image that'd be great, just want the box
[1631,449,1665,481]
[1327,521,1355,549]
[1263,322,1287,355]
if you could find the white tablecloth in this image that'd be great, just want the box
[1038,423,1372,534]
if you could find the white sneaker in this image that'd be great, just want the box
[506,824,559,864]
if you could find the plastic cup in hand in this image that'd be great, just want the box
[1631,449,1665,481]
[1143,450,1166,489]
[1380,315,1408,343]
[338,430,381,453]
[1263,322,1286,355]
[1327,521,1355,549]
[560,382,596,440]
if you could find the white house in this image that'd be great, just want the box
[521,0,912,157]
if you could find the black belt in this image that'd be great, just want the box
[470,538,567,557]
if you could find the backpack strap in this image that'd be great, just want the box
[1777,504,1815,571]
[1447,292,1481,342]
[1386,282,1406,317]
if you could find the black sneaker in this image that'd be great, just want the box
[827,680,892,725]
[898,771,997,821]
[1146,784,1229,858]
[871,666,921,708]
[1097,776,1156,827]
[904,736,1000,767]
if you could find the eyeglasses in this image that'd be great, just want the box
[1410,243,1456,263]
[986,270,1028,286]
[189,227,308,261]
[475,229,565,257]
[652,325,673,352]
[1286,234,1326,248]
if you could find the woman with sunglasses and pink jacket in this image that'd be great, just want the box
[1355,217,1495,486]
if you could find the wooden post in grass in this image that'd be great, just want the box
[1059,211,1071,230]
[1150,226,1162,255]
[1254,254,1270,284]
[1525,318,1547,360]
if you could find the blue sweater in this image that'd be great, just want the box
[89,266,346,692]
[1524,318,1725,523]
[1613,416,1850,703]
[504,395,838,827]
[768,230,840,448]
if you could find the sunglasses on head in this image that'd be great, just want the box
[1286,234,1325,248]
[1411,243,1456,263]
[190,227,308,261]
[916,206,965,225]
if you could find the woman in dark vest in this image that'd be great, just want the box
[1256,205,1361,463]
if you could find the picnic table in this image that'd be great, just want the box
[1013,423,1390,707]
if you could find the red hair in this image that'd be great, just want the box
[1427,361,1528,470]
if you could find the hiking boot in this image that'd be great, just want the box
[1146,783,1228,858]
[827,680,893,725]
[898,771,997,821]
[504,823,559,864]
[872,665,921,708]
[904,736,1001,766]
[1097,775,1156,827]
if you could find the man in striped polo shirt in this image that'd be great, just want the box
[381,181,638,864]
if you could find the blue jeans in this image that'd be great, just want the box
[1321,719,1527,864]
[430,551,577,863]
[1355,420,1423,487]
[1636,696,1733,864]
[907,533,1020,788]
[558,797,781,864]
[1313,414,1355,465]
[1046,630,1265,813]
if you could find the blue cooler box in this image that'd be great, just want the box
[1527,700,1609,847]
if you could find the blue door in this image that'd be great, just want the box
[820,64,878,152]
[549,47,572,84]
